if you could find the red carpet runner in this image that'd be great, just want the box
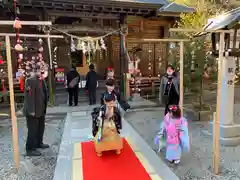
[81,138,152,180]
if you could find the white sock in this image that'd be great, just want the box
[174,160,180,164]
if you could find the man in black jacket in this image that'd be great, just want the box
[159,65,180,115]
[66,65,80,106]
[85,64,97,105]
[23,72,49,156]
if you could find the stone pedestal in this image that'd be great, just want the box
[207,57,240,146]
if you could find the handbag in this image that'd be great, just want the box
[69,76,79,88]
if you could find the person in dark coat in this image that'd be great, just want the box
[159,65,180,115]
[66,65,80,106]
[23,72,49,156]
[85,64,98,105]
[100,78,120,106]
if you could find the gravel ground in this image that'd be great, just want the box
[125,109,240,180]
[0,113,66,180]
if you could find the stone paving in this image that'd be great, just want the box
[0,113,66,180]
[53,107,179,180]
[124,108,240,180]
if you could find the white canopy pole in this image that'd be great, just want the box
[0,21,52,26]
[0,33,63,38]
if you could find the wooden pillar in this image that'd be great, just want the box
[119,13,126,101]
[42,9,55,105]
[107,36,113,67]
[179,41,184,113]
[164,25,170,70]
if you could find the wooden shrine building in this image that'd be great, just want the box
[0,0,195,78]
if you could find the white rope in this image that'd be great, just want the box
[51,27,122,41]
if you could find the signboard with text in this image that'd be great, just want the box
[55,68,65,83]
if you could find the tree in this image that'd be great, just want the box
[170,0,223,113]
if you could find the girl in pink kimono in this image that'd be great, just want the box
[155,105,190,164]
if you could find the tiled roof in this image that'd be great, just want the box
[204,7,240,31]
[158,2,195,13]
[195,7,240,36]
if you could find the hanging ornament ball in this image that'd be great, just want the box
[39,47,44,52]
[18,54,23,59]
[15,44,23,52]
[38,38,43,44]
[18,58,23,63]
[13,19,22,29]
[0,59,4,65]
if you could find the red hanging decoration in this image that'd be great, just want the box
[19,76,24,92]
[13,0,24,79]
[0,56,4,65]
[0,41,4,65]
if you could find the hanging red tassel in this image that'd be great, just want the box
[13,0,17,9]
[0,56,4,65]
[19,77,24,92]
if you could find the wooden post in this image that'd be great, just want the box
[179,41,184,113]
[152,80,155,96]
[47,35,55,105]
[119,14,126,101]
[5,35,20,169]
[213,32,225,175]
[125,74,130,100]
[212,112,217,171]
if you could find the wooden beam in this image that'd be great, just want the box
[48,11,120,20]
[169,28,234,33]
[52,25,117,34]
[127,38,189,43]
[0,33,63,38]
[0,21,52,26]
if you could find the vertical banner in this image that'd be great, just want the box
[55,68,65,83]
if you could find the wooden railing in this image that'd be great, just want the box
[126,77,160,99]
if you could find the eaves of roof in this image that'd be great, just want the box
[195,7,240,37]
[158,2,196,13]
